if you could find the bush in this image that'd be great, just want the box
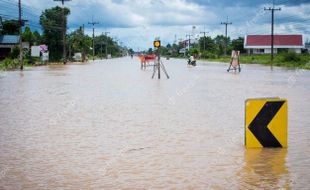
[0,58,19,70]
[9,46,20,59]
[282,53,301,62]
[201,51,218,59]
[188,48,199,56]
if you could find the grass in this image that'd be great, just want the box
[203,53,310,69]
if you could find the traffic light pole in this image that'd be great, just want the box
[157,48,161,79]
[151,40,169,79]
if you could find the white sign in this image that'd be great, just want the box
[73,53,82,61]
[31,45,48,57]
[42,52,49,61]
[31,46,40,57]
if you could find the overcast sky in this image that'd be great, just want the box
[1,0,309,50]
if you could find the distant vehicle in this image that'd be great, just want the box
[187,55,196,66]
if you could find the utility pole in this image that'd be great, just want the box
[0,16,3,30]
[18,0,23,70]
[185,34,192,51]
[104,30,110,59]
[88,19,99,61]
[100,34,103,59]
[200,27,209,52]
[174,34,177,45]
[265,0,281,69]
[54,0,71,64]
[221,17,232,56]
[82,24,85,62]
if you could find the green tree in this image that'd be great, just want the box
[199,36,216,53]
[68,27,91,59]
[32,31,41,45]
[147,48,153,54]
[231,37,245,53]
[22,27,33,43]
[128,48,134,55]
[1,20,19,35]
[214,35,230,56]
[93,34,123,58]
[40,6,70,61]
[22,27,41,47]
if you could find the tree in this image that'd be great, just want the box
[22,27,33,43]
[40,6,70,61]
[68,27,91,57]
[128,48,134,55]
[1,20,19,35]
[231,37,245,53]
[199,36,216,53]
[147,48,153,54]
[32,31,41,45]
[214,35,231,56]
[94,34,122,58]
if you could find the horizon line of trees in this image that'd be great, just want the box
[1,6,124,62]
[145,35,245,59]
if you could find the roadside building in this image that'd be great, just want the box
[244,34,304,54]
[0,35,19,59]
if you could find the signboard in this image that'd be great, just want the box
[245,98,288,148]
[73,53,82,61]
[31,46,40,57]
[31,45,48,57]
[42,52,49,61]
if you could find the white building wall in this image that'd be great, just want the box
[288,48,301,54]
[264,48,277,54]
[246,48,304,54]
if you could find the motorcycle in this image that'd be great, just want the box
[187,59,196,66]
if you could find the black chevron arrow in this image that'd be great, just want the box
[248,101,285,147]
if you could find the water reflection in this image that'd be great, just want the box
[239,149,291,189]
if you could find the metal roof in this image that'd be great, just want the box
[245,35,303,47]
[0,35,20,44]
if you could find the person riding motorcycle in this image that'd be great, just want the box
[188,54,196,66]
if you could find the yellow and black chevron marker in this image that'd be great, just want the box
[245,98,287,148]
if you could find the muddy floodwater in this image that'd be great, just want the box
[0,57,310,189]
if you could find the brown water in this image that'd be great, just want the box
[0,57,310,189]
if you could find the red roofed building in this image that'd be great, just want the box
[244,34,304,54]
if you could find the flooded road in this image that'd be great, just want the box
[0,57,310,189]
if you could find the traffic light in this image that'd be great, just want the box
[153,40,161,48]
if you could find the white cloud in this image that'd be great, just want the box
[18,0,310,50]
